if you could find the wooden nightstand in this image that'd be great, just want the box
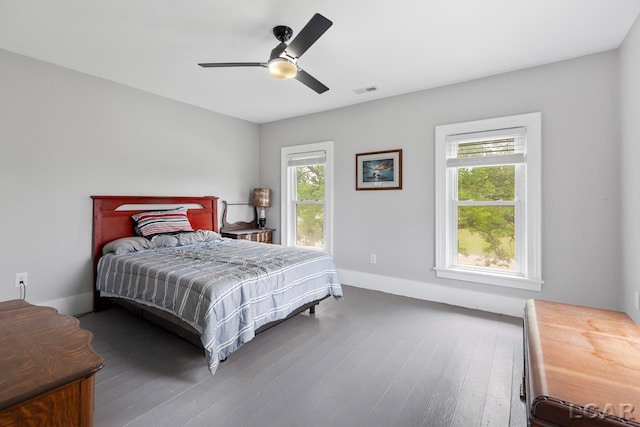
[220,200,275,244]
[221,228,274,243]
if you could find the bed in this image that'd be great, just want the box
[91,195,342,374]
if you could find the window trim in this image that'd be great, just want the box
[434,112,542,291]
[280,141,334,254]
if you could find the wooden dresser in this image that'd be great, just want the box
[523,299,640,426]
[0,299,104,427]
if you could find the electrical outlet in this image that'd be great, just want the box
[369,253,377,264]
[15,272,28,288]
[635,291,640,311]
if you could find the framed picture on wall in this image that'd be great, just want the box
[355,149,403,190]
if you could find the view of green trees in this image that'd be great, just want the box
[457,165,515,269]
[295,165,325,248]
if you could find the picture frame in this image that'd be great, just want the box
[355,149,403,190]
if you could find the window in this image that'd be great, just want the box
[435,113,542,291]
[281,141,334,254]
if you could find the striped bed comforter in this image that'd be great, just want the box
[96,238,342,374]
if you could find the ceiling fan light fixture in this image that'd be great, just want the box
[268,58,297,79]
[198,13,332,93]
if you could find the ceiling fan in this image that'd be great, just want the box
[198,13,333,94]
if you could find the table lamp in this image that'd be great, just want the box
[252,188,272,229]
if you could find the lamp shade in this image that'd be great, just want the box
[252,188,272,208]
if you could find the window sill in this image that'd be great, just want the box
[435,267,542,291]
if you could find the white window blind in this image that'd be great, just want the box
[287,150,326,167]
[446,127,525,168]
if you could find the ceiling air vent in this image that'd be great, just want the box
[354,86,378,94]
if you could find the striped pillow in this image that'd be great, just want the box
[131,207,194,238]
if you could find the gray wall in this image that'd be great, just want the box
[1,40,630,317]
[620,15,640,324]
[0,48,260,313]
[260,50,622,315]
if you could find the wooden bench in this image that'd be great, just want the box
[523,299,640,426]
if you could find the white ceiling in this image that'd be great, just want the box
[1,0,639,124]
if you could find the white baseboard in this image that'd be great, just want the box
[36,292,94,316]
[338,269,527,318]
[32,272,526,318]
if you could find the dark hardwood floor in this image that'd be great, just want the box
[79,285,527,427]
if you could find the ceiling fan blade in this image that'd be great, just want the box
[286,13,333,59]
[270,42,288,61]
[295,68,329,94]
[198,62,266,68]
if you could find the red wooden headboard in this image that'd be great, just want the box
[91,195,219,311]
